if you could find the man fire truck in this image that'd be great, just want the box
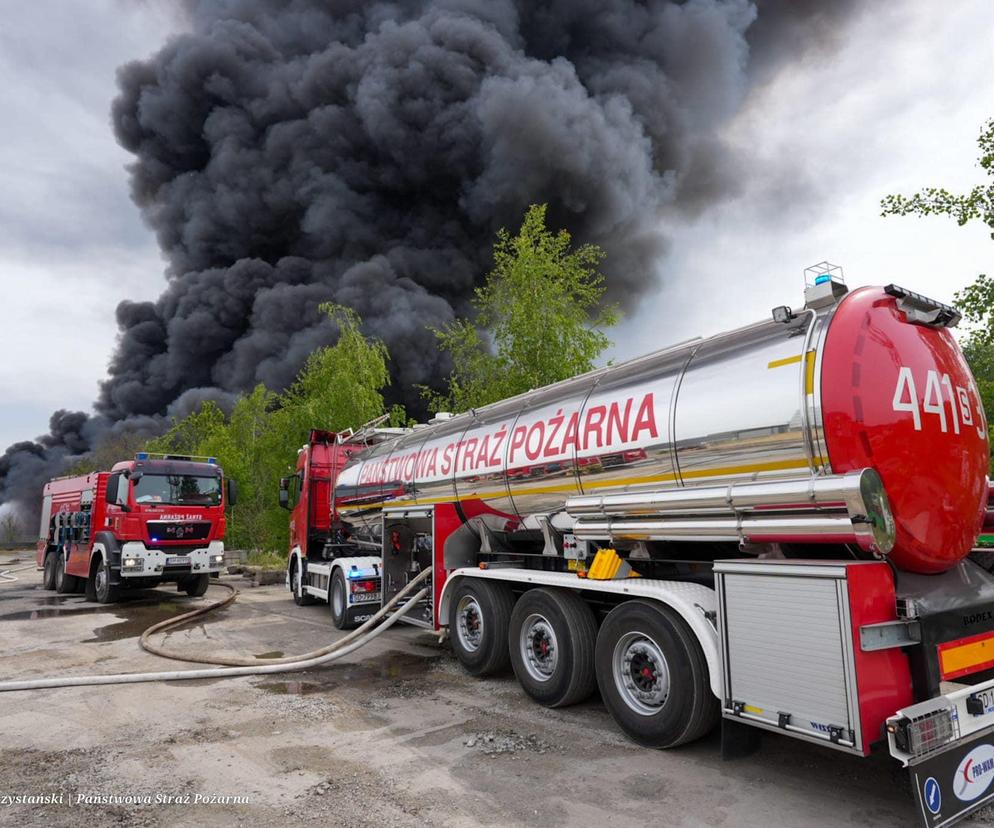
[37,452,235,603]
[284,267,994,826]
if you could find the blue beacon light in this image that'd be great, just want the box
[814,274,832,285]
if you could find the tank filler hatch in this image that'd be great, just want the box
[803,261,848,310]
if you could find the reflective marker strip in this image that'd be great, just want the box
[938,631,994,680]
[767,350,817,394]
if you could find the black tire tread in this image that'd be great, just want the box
[596,599,718,749]
[184,573,210,597]
[476,580,514,676]
[449,578,514,677]
[547,589,598,707]
[330,568,349,629]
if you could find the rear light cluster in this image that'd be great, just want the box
[350,579,378,594]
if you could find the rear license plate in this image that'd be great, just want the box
[166,556,191,565]
[354,593,380,604]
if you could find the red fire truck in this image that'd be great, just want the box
[280,429,389,628]
[285,271,994,826]
[37,452,235,603]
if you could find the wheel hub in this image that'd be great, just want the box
[456,596,484,653]
[520,613,558,682]
[612,631,670,716]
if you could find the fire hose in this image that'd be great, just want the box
[0,562,36,583]
[0,566,432,693]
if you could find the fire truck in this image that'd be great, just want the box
[37,453,235,603]
[284,269,994,826]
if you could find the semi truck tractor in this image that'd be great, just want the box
[285,271,994,826]
[37,453,235,603]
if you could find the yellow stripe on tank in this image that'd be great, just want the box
[336,455,826,513]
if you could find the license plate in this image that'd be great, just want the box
[166,556,191,565]
[973,688,994,717]
[353,593,380,604]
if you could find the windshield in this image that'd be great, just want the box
[132,474,222,506]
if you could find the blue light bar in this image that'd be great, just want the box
[815,274,831,285]
[207,457,217,465]
[135,452,149,461]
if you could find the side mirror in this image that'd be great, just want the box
[106,473,131,512]
[278,477,289,510]
[226,478,238,508]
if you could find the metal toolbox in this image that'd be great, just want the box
[714,558,913,756]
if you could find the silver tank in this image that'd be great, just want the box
[334,302,837,524]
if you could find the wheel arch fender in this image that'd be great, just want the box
[438,569,722,699]
[286,545,304,590]
[91,532,121,570]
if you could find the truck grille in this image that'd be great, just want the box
[148,522,211,541]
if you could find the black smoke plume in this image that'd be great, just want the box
[0,0,859,527]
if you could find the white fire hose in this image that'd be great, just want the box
[0,562,36,583]
[0,566,432,693]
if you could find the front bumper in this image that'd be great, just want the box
[118,540,225,578]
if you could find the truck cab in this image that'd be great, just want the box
[280,429,384,629]
[37,452,234,603]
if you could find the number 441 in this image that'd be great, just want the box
[892,367,987,438]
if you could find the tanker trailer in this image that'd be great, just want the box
[295,271,994,825]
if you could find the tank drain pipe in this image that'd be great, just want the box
[0,569,431,693]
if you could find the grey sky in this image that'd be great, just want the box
[1,2,993,451]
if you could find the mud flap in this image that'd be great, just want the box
[909,723,994,827]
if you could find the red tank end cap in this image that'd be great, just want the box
[821,287,990,574]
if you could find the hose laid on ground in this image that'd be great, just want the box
[0,569,432,693]
[0,563,37,583]
[140,565,433,666]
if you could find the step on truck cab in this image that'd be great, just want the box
[36,452,235,603]
[281,428,391,629]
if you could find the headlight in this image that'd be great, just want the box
[122,558,143,571]
[211,554,224,564]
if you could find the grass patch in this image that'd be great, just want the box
[244,550,288,569]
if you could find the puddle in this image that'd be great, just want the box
[256,651,441,696]
[84,601,185,642]
[255,650,285,659]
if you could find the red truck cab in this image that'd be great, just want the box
[280,429,383,629]
[36,452,234,603]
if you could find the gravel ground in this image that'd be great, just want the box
[1,553,993,827]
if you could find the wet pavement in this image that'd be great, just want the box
[1,554,992,827]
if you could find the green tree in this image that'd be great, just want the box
[882,120,994,472]
[881,119,994,234]
[427,203,618,412]
[148,304,398,552]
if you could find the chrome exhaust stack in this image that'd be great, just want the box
[567,468,895,556]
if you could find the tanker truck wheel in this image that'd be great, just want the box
[183,574,210,597]
[330,568,352,629]
[509,588,597,707]
[448,578,514,676]
[42,552,57,590]
[595,600,718,748]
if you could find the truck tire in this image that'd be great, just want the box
[595,600,718,749]
[184,574,210,597]
[329,568,352,629]
[91,555,120,604]
[509,588,597,708]
[291,560,315,606]
[42,552,57,590]
[54,553,79,594]
[448,578,514,677]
